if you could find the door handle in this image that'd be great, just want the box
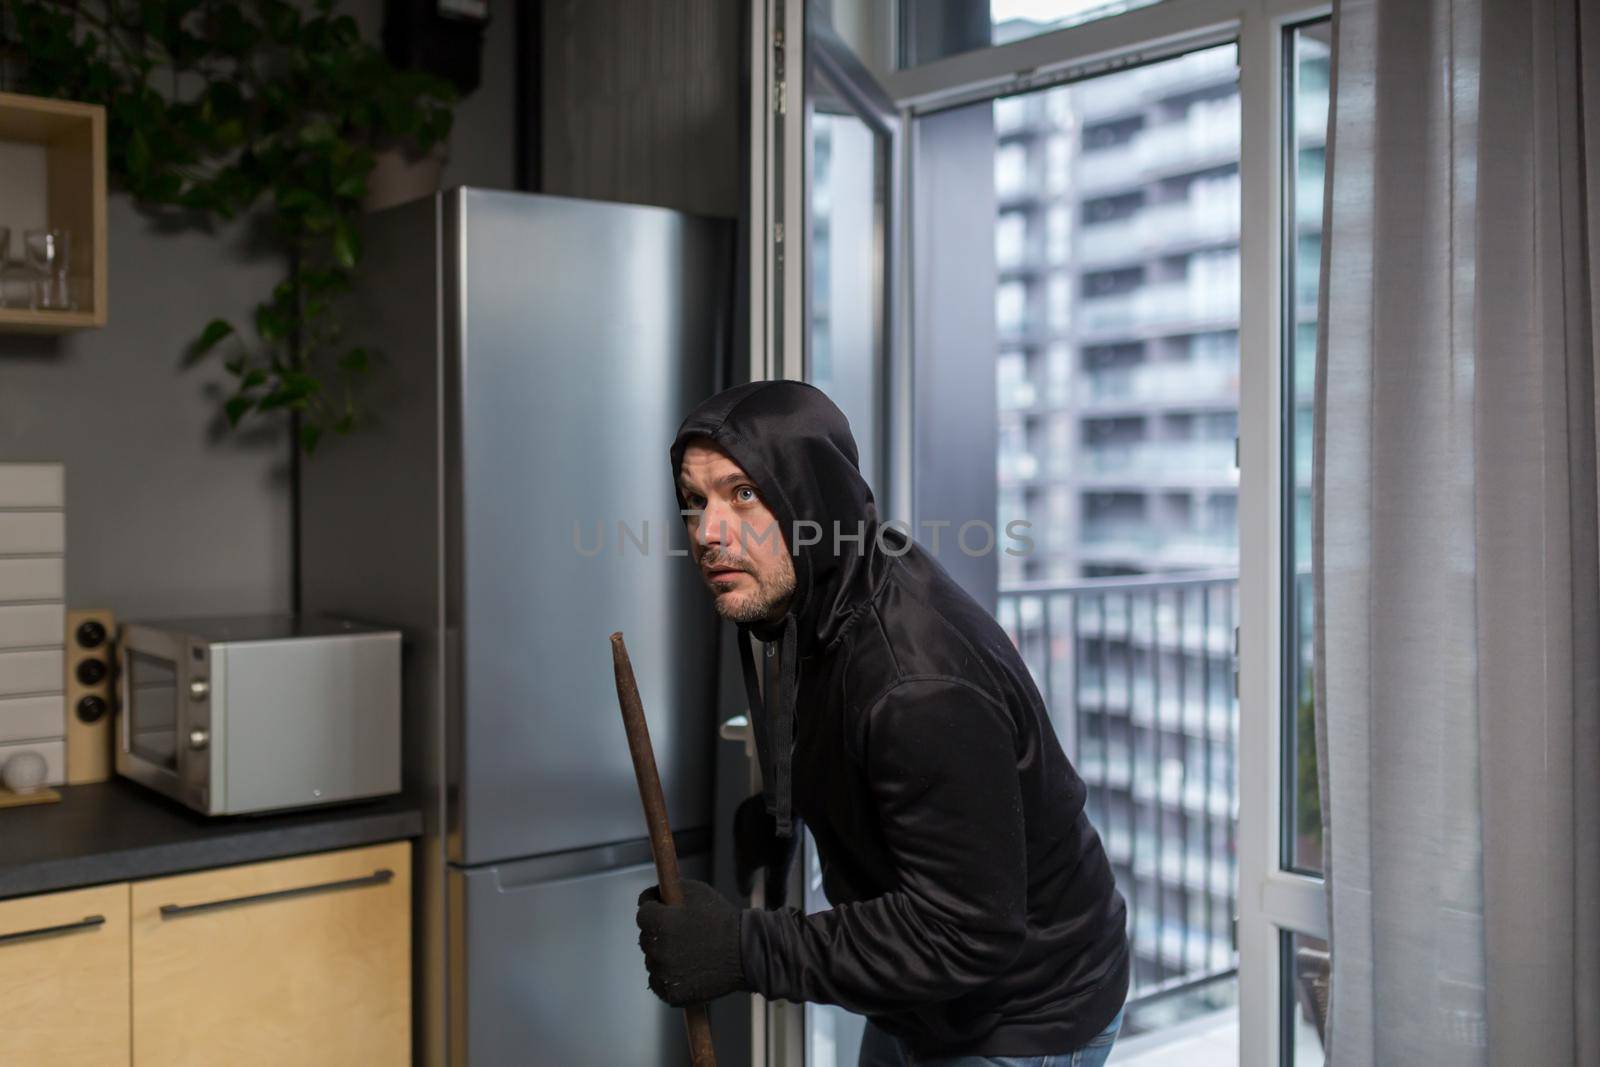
[0,914,106,946]
[158,868,394,920]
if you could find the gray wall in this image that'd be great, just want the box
[541,0,743,219]
[0,3,517,620]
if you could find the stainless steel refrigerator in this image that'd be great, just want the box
[299,189,730,1066]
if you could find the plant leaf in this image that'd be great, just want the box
[126,129,151,177]
[298,119,336,147]
[338,346,369,373]
[276,187,321,213]
[332,218,360,269]
[281,370,321,396]
[191,318,234,355]
[256,390,292,413]
[255,305,289,343]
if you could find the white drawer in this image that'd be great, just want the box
[0,693,63,744]
[0,463,64,508]
[0,737,65,786]
[0,512,65,555]
[0,648,64,696]
[0,557,64,601]
[0,604,65,650]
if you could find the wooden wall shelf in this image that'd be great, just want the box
[0,92,107,333]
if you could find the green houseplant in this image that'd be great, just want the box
[1,0,456,451]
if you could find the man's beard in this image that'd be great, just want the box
[705,553,796,624]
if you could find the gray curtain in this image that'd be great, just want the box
[1313,1,1600,1065]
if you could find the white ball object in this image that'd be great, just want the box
[2,750,48,794]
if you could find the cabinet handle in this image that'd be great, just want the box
[158,868,394,920]
[0,914,106,946]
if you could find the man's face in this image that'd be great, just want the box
[677,441,796,624]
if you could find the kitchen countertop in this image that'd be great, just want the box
[0,778,424,900]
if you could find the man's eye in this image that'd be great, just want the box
[735,486,758,504]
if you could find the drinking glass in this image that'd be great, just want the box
[24,228,73,311]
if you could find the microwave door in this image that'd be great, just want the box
[127,650,181,771]
[118,627,204,807]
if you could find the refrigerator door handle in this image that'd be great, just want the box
[719,712,755,759]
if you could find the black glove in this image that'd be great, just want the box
[635,878,746,1007]
[733,792,799,907]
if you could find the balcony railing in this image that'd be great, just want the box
[997,571,1240,1002]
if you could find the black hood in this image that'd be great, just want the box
[669,380,882,836]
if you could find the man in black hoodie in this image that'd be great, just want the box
[636,381,1130,1065]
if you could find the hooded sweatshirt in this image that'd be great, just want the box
[670,381,1129,1058]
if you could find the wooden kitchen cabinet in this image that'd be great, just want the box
[0,92,108,332]
[0,882,131,1066]
[130,841,411,1066]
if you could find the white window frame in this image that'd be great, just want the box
[749,2,1333,1064]
[748,7,808,1060]
[1237,7,1333,1067]
[751,0,807,387]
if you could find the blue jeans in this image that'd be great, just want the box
[857,1005,1125,1067]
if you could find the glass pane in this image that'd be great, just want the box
[803,834,868,1067]
[988,42,1242,1052]
[901,0,1169,68]
[1282,19,1330,876]
[128,650,179,770]
[1282,930,1329,1065]
[808,93,888,500]
[1116,975,1238,1064]
[804,62,888,1067]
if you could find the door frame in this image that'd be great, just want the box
[749,0,806,386]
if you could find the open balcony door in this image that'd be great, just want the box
[748,0,903,508]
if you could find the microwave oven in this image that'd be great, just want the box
[115,615,401,815]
